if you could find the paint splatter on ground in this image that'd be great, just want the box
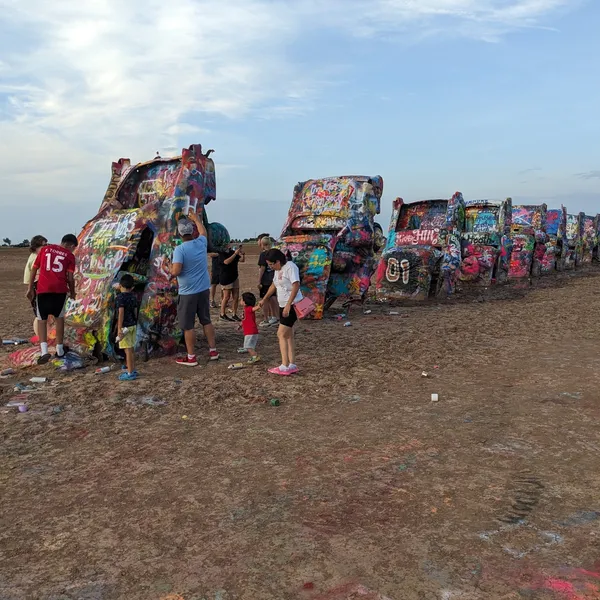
[3,247,600,599]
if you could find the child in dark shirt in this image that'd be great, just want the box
[238,292,261,364]
[116,274,139,381]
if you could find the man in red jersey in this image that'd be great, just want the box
[27,234,78,364]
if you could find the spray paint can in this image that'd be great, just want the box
[115,327,129,343]
[95,366,112,374]
[344,322,352,327]
[30,377,47,383]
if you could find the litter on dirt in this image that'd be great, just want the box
[126,396,167,407]
[431,393,439,402]
[14,383,36,393]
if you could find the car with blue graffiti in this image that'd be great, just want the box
[458,198,513,286]
[565,212,584,269]
[508,204,548,280]
[541,206,568,273]
[375,193,465,301]
[581,214,598,264]
[63,144,230,360]
[278,175,384,319]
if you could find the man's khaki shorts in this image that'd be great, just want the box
[221,278,239,291]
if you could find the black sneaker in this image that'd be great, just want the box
[220,314,234,322]
[37,353,51,365]
[231,314,242,322]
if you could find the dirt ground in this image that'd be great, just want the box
[2,247,600,600]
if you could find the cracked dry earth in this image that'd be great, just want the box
[2,247,600,600]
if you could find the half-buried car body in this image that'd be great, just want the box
[581,214,598,264]
[458,198,513,286]
[541,206,568,273]
[508,204,548,280]
[278,176,384,319]
[565,212,585,269]
[64,144,230,360]
[376,193,465,301]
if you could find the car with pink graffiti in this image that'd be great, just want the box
[508,204,548,280]
[458,198,513,286]
[375,193,465,301]
[278,175,384,319]
[565,212,584,269]
[63,144,230,360]
[581,214,598,264]
[541,206,568,273]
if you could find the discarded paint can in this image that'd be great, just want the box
[421,371,428,378]
[390,311,400,315]
[431,393,439,402]
[30,377,47,383]
[18,404,28,413]
[270,399,281,406]
[6,400,26,408]
[228,363,245,370]
[344,321,352,327]
[363,310,372,315]
[95,367,111,374]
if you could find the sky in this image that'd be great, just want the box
[1,0,599,243]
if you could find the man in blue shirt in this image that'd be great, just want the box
[171,208,219,366]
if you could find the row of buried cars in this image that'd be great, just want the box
[20,150,593,368]
[278,175,600,312]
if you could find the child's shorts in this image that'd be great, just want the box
[119,328,136,349]
[243,334,259,350]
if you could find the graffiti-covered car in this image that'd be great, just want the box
[375,193,465,301]
[581,214,598,264]
[541,206,568,273]
[565,212,584,269]
[278,175,383,319]
[458,198,513,286]
[508,204,548,280]
[64,144,229,359]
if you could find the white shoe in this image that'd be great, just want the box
[259,320,270,327]
[268,317,279,325]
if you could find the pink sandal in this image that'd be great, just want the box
[268,366,291,376]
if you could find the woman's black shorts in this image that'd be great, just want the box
[279,305,297,328]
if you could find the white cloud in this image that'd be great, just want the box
[0,0,575,228]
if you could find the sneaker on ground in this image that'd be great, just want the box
[37,353,51,365]
[287,364,299,374]
[268,317,279,325]
[237,348,249,354]
[176,355,198,367]
[210,301,218,308]
[220,314,234,322]
[258,320,270,327]
[208,350,220,361]
[248,356,261,364]
[231,314,242,322]
[119,371,138,381]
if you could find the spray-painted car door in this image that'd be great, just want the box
[279,235,336,320]
[66,210,142,334]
